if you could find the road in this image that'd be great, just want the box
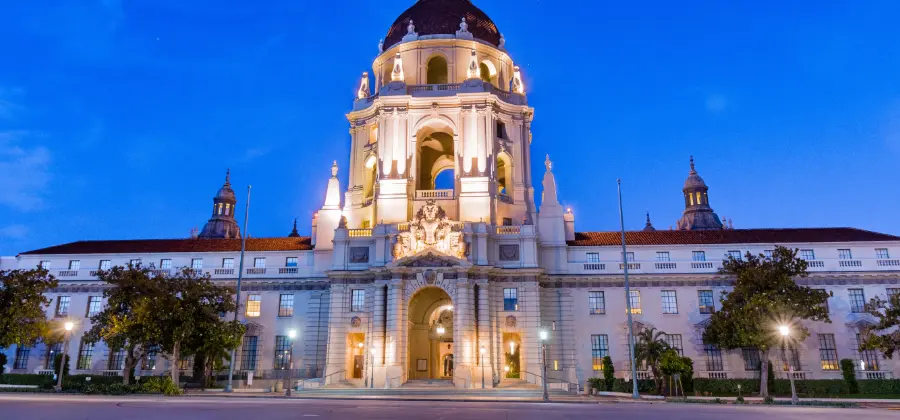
[0,394,896,420]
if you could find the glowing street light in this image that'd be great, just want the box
[479,346,487,389]
[778,325,790,337]
[286,329,297,397]
[436,323,446,336]
[539,329,549,402]
[56,321,76,392]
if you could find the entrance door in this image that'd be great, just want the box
[352,355,364,379]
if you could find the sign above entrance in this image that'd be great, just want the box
[393,200,468,260]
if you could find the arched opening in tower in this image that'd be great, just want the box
[427,56,449,84]
[416,129,455,191]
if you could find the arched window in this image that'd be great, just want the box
[496,153,512,196]
[480,63,491,83]
[427,56,448,84]
[363,155,377,201]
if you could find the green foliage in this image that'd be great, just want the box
[681,357,694,393]
[0,374,55,389]
[841,359,859,393]
[0,353,6,375]
[858,379,900,395]
[735,395,745,403]
[861,291,900,358]
[602,356,615,391]
[138,376,183,395]
[694,378,759,395]
[53,353,70,377]
[634,326,671,392]
[692,378,900,397]
[767,360,775,395]
[764,396,774,404]
[587,377,603,391]
[611,378,655,393]
[0,268,59,348]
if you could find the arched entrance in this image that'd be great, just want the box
[407,286,454,380]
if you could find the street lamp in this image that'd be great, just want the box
[779,325,799,405]
[370,346,376,389]
[479,346,486,389]
[55,321,74,392]
[286,329,296,397]
[539,329,549,402]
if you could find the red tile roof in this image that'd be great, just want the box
[20,237,313,255]
[567,228,900,247]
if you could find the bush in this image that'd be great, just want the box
[767,360,775,395]
[841,359,859,394]
[681,357,694,393]
[612,378,655,394]
[764,396,774,404]
[858,379,900,395]
[694,378,759,395]
[54,353,70,378]
[735,395,745,403]
[138,376,182,396]
[0,353,7,375]
[0,374,56,389]
[602,356,615,391]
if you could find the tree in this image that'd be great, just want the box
[861,292,900,358]
[702,246,831,397]
[86,264,162,385]
[634,326,670,393]
[187,319,245,387]
[602,356,615,391]
[659,349,687,396]
[0,268,59,348]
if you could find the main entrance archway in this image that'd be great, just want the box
[407,286,453,380]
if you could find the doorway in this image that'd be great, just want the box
[407,286,454,380]
[352,355,364,379]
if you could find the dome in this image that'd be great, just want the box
[683,157,708,190]
[216,170,236,201]
[383,0,501,50]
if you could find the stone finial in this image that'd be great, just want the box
[466,49,479,79]
[512,65,525,94]
[689,155,696,174]
[407,19,415,35]
[545,154,552,172]
[288,217,300,237]
[338,215,348,229]
[225,168,231,185]
[643,212,656,231]
[460,17,469,32]
[391,53,405,82]
[331,160,339,177]
[378,38,384,53]
[357,71,370,99]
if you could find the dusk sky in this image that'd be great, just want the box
[1,0,899,256]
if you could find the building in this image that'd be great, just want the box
[3,0,900,389]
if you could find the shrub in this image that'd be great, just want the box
[0,353,6,375]
[858,379,900,395]
[138,376,182,396]
[602,356,615,391]
[767,360,775,396]
[840,359,859,394]
[764,395,774,404]
[53,353,70,378]
[681,357,694,393]
[612,378,655,393]
[0,374,56,389]
[587,377,603,392]
[735,395,745,404]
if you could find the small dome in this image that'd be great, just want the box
[216,170,236,200]
[384,0,501,50]
[683,156,708,190]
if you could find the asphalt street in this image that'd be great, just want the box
[0,395,897,420]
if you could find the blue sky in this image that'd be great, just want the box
[1,0,899,255]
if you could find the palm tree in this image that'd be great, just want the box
[634,326,671,393]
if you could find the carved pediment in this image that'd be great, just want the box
[397,252,461,268]
[392,200,467,260]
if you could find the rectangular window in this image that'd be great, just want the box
[190,258,202,270]
[628,290,642,314]
[160,259,172,269]
[14,347,30,369]
[764,250,774,259]
[655,252,670,262]
[503,288,518,311]
[588,291,605,315]
[99,260,111,270]
[496,120,507,139]
[108,348,126,370]
[77,340,94,370]
[665,334,683,355]
[838,249,853,260]
[586,252,600,263]
[246,294,261,317]
[727,250,741,260]
[780,346,801,371]
[590,334,609,370]
[698,290,715,314]
[129,259,141,266]
[274,335,292,369]
[800,249,816,260]
[742,348,760,371]
[818,334,839,371]
[240,336,259,371]
[692,251,706,262]
[86,296,102,317]
[661,290,678,314]
[351,289,365,312]
[278,294,294,317]
[502,217,513,226]
[705,344,724,371]
[55,296,71,317]
[43,343,62,369]
[253,258,266,268]
[222,258,234,269]
[143,345,159,370]
[68,260,81,270]
[876,248,891,259]
[39,260,51,269]
[285,257,298,268]
[849,289,866,313]
[857,334,879,371]
[622,252,635,262]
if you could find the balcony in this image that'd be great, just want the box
[214,268,235,275]
[655,262,677,270]
[415,189,454,200]
[691,262,714,269]
[407,83,461,95]
[149,269,171,277]
[859,371,893,379]
[496,226,521,235]
[807,260,825,268]
[58,270,78,277]
[348,229,373,238]
[584,263,605,271]
[618,263,641,270]
[877,259,900,267]
[246,268,267,275]
[278,267,298,274]
[839,260,863,268]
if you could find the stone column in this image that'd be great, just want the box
[371,282,387,386]
[453,277,475,388]
[520,279,543,385]
[476,278,494,388]
[324,284,348,385]
[384,281,405,387]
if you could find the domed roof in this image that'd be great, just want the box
[683,156,709,190]
[216,170,236,201]
[384,0,501,50]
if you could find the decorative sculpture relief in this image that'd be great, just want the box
[351,316,362,328]
[498,244,520,261]
[349,246,370,263]
[393,200,466,260]
[506,315,517,328]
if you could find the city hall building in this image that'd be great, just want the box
[3,0,900,389]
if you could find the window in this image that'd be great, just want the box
[727,250,741,260]
[143,345,159,370]
[692,251,706,262]
[591,335,609,370]
[129,259,141,266]
[68,260,81,270]
[253,258,266,268]
[502,217,513,226]
[800,249,816,260]
[661,290,678,314]
[351,289,365,312]
[838,249,853,260]
[764,250,774,259]
[278,294,294,317]
[876,248,891,259]
[496,120,507,139]
[818,334,839,371]
[77,340,94,370]
[55,296,71,317]
[849,289,866,313]
[274,335,293,369]
[178,354,193,370]
[698,290,715,314]
[43,343,62,369]
[665,334,683,355]
[240,336,259,371]
[857,334,879,371]
[705,345,724,371]
[39,260,51,269]
[160,259,172,269]
[622,252,635,262]
[86,296,102,317]
[246,294,261,317]
[222,258,234,269]
[742,348,760,371]
[628,290,641,314]
[108,348,126,370]
[586,253,600,263]
[14,347,30,369]
[190,258,202,270]
[285,257,298,268]
[588,291,605,315]
[655,252,670,262]
[780,346,801,371]
[99,260,111,270]
[503,288,518,311]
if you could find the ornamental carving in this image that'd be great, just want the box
[351,316,362,328]
[506,315,517,328]
[393,200,466,260]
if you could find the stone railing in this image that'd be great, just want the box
[655,262,677,270]
[408,83,461,95]
[807,260,825,268]
[839,260,863,268]
[278,267,298,274]
[584,263,605,271]
[58,270,78,277]
[89,270,101,276]
[860,371,892,380]
[878,259,900,267]
[415,189,454,200]
[149,269,171,277]
[498,194,513,204]
[246,268,266,275]
[214,268,235,275]
[496,226,521,235]
[348,229,373,238]
[691,262,714,269]
[618,263,641,270]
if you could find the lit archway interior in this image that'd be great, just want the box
[416,124,455,191]
[407,286,453,380]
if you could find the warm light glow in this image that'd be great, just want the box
[539,330,548,341]
[357,342,364,349]
[509,341,516,353]
[480,346,486,355]
[370,346,377,356]
[436,325,446,335]
[288,329,297,339]
[504,365,510,372]
[447,305,453,311]
[778,325,790,337]
[64,322,74,331]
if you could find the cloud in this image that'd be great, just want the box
[0,130,52,211]
[0,224,29,240]
[241,147,271,162]
[705,94,728,113]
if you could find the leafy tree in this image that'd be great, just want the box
[702,246,831,397]
[602,356,615,391]
[0,353,6,374]
[861,292,900,358]
[634,326,670,393]
[86,264,162,385]
[0,268,59,348]
[681,356,694,393]
[53,352,70,377]
[840,359,859,393]
[187,320,245,387]
[659,349,687,396]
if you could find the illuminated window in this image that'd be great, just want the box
[351,289,365,312]
[77,340,94,370]
[692,251,706,262]
[876,248,890,259]
[655,252,670,262]
[838,249,853,260]
[222,258,234,269]
[278,294,294,317]
[246,294,261,317]
[849,289,866,313]
[224,203,231,216]
[99,260,111,270]
[285,257,298,268]
[591,335,609,370]
[628,290,641,314]
[661,290,678,314]
[160,259,172,269]
[361,220,371,228]
[55,296,71,317]
[696,192,702,205]
[780,345,802,371]
[800,249,816,260]
[586,253,600,263]
[503,288,518,311]
[857,334,879,371]
[689,193,694,206]
[86,296,102,317]
[68,260,80,270]
[589,291,605,315]
[698,290,715,314]
[818,334,838,371]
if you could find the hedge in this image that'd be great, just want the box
[0,374,180,395]
[0,374,125,390]
[693,378,900,397]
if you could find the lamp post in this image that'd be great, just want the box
[226,185,251,393]
[779,325,799,405]
[286,329,296,397]
[55,321,74,392]
[539,329,549,402]
[479,346,486,389]
[370,346,376,389]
